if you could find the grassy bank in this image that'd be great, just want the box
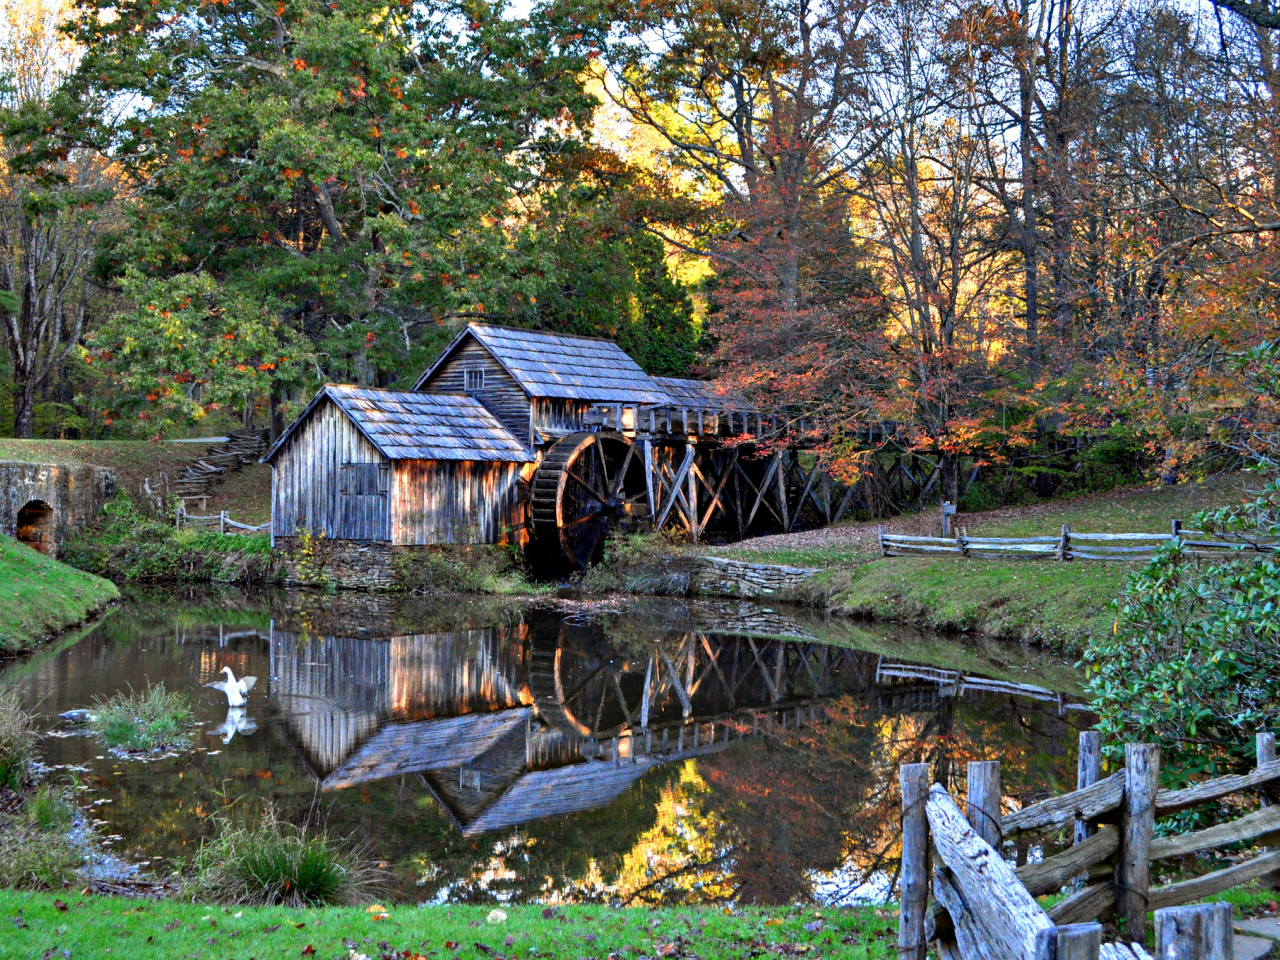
[0,892,895,959]
[0,537,118,654]
[714,474,1260,651]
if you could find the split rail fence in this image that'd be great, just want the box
[177,509,270,535]
[880,520,1279,562]
[900,731,1280,959]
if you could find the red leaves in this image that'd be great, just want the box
[301,946,315,955]
[53,900,68,913]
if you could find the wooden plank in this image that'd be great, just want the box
[1148,850,1280,911]
[1150,804,1280,861]
[1117,743,1160,944]
[1019,827,1119,896]
[899,764,930,960]
[1048,882,1114,925]
[926,785,1053,960]
[1001,771,1126,837]
[1155,761,1280,815]
[1076,731,1103,845]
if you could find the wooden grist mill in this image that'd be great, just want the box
[265,322,858,572]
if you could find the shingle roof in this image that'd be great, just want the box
[414,323,673,404]
[263,385,533,464]
[653,377,755,411]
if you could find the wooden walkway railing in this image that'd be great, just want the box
[880,520,1279,561]
[900,732,1280,959]
[177,508,270,535]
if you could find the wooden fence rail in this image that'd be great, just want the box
[879,520,1279,562]
[178,509,270,535]
[901,732,1279,959]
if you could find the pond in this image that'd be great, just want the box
[2,589,1091,906]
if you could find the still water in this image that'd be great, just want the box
[2,590,1090,905]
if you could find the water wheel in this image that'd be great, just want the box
[529,430,649,570]
[528,624,645,739]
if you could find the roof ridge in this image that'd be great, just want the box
[468,321,622,345]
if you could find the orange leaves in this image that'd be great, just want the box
[281,168,302,180]
[292,58,308,71]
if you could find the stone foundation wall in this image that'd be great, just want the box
[0,461,117,556]
[694,556,822,598]
[274,537,404,590]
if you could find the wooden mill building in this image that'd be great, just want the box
[266,321,845,577]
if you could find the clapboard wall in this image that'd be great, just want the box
[391,459,525,544]
[418,337,531,445]
[271,398,391,540]
[531,398,591,439]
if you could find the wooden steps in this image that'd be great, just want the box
[172,428,268,499]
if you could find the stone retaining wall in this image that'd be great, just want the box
[0,461,116,556]
[274,537,402,590]
[694,556,823,598]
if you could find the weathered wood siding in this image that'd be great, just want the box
[392,459,525,544]
[532,398,591,438]
[419,337,531,444]
[272,399,392,540]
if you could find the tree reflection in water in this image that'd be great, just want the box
[3,590,1088,904]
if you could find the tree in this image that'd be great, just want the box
[0,0,117,437]
[54,0,654,426]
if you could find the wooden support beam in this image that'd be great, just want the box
[746,452,784,530]
[967,761,1002,850]
[654,446,696,531]
[698,448,739,533]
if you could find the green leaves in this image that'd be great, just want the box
[1083,491,1280,789]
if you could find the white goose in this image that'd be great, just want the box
[205,666,258,707]
[208,706,258,744]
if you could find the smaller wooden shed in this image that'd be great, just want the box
[264,385,534,545]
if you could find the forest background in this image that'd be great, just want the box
[2,0,1280,504]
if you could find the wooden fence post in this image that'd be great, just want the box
[1059,524,1071,561]
[1171,518,1182,538]
[1035,922,1103,960]
[1259,732,1276,807]
[966,761,1002,849]
[1075,732,1102,846]
[878,525,886,558]
[1117,743,1160,944]
[1154,902,1232,960]
[899,763,931,960]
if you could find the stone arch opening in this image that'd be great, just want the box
[16,500,55,555]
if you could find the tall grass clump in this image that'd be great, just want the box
[186,807,383,907]
[91,683,193,752]
[0,823,82,889]
[581,531,698,596]
[0,690,36,790]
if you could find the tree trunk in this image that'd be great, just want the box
[12,381,35,438]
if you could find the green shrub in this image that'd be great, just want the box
[0,823,82,889]
[394,544,533,594]
[185,807,383,907]
[581,531,698,595]
[1082,479,1280,794]
[0,690,35,791]
[90,684,193,752]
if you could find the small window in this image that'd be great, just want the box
[340,462,389,496]
[465,368,484,392]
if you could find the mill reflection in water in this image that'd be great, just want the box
[6,593,1090,904]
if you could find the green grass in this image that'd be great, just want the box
[716,474,1263,652]
[0,536,118,653]
[90,684,194,753]
[0,892,897,959]
[0,690,35,790]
